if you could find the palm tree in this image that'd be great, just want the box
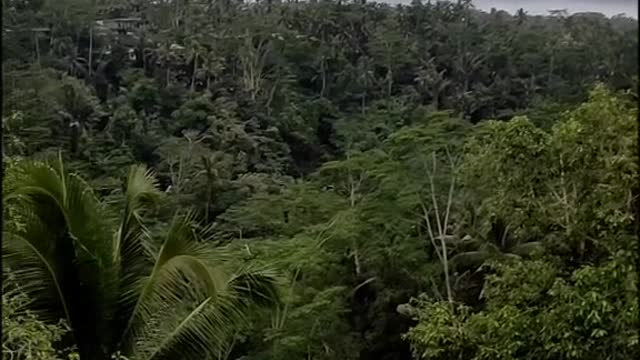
[414,59,452,110]
[450,218,543,272]
[2,157,280,360]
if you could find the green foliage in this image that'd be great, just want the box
[543,85,638,257]
[401,300,474,360]
[2,1,638,360]
[462,85,638,259]
[404,87,639,360]
[404,258,639,360]
[462,116,549,240]
[3,159,280,360]
[219,182,345,239]
[2,284,76,360]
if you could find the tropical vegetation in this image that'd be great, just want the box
[2,1,638,359]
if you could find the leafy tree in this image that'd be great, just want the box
[403,257,639,360]
[2,283,77,360]
[403,86,638,359]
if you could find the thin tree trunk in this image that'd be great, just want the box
[320,58,326,97]
[34,33,41,67]
[201,156,213,223]
[422,153,455,304]
[353,248,361,276]
[548,54,555,85]
[204,186,210,223]
[387,69,392,98]
[529,74,536,97]
[347,154,364,277]
[49,27,54,56]
[88,25,93,78]
[141,36,147,74]
[266,79,279,115]
[175,0,180,30]
[191,52,197,91]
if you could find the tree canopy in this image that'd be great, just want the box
[2,1,638,359]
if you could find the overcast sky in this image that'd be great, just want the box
[382,0,638,18]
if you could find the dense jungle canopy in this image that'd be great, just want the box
[2,1,639,360]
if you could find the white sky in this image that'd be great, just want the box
[382,0,638,18]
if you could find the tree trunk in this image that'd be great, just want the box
[266,80,279,116]
[422,156,456,304]
[439,235,453,303]
[49,27,54,56]
[320,59,326,97]
[387,68,393,98]
[191,52,197,91]
[88,25,93,78]
[70,122,80,154]
[353,247,361,276]
[433,90,440,110]
[202,157,214,224]
[548,54,555,86]
[141,36,147,74]
[34,33,41,67]
[175,0,180,30]
[348,165,361,277]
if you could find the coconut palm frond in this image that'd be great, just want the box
[450,250,491,272]
[130,293,250,360]
[145,267,279,360]
[227,265,282,309]
[510,241,543,257]
[4,158,282,359]
[4,159,118,357]
[117,212,230,352]
[124,218,279,360]
[111,165,164,352]
[2,217,71,326]
[114,164,163,262]
[479,241,502,255]
[15,160,114,266]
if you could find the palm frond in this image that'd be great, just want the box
[4,160,118,358]
[450,250,491,272]
[130,293,249,360]
[5,159,281,359]
[111,165,164,352]
[129,265,280,360]
[117,212,230,352]
[114,165,163,262]
[2,220,71,326]
[509,241,543,257]
[227,265,282,309]
[119,210,280,359]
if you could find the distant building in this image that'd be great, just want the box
[3,27,51,34]
[95,17,144,36]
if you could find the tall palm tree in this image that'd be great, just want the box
[450,218,543,272]
[2,157,280,360]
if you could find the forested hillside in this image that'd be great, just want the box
[2,1,639,360]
